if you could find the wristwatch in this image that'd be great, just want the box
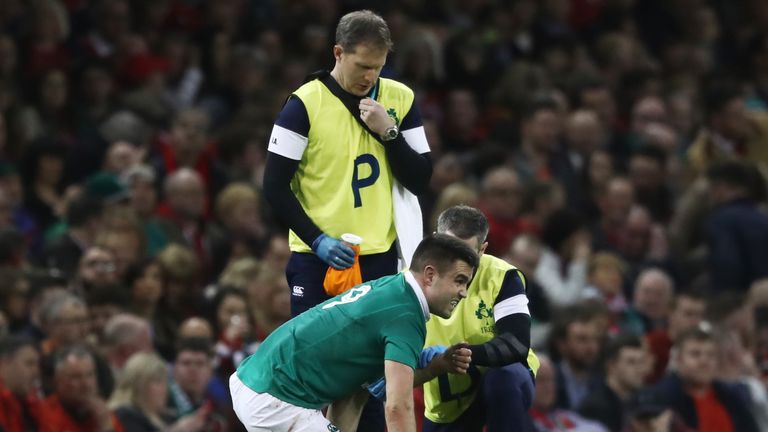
[381,124,399,141]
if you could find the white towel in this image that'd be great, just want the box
[392,181,423,270]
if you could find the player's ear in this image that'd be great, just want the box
[423,264,437,285]
[479,241,488,255]
[333,45,344,61]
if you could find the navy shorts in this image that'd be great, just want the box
[285,243,399,317]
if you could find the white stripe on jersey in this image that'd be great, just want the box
[493,294,530,321]
[267,124,308,160]
[402,126,431,154]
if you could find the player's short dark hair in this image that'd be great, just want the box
[411,234,479,275]
[0,335,36,359]
[335,10,393,53]
[604,333,643,364]
[436,205,489,244]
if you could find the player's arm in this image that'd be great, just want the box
[384,360,417,432]
[467,269,532,367]
[263,97,354,268]
[413,343,471,386]
[380,102,432,195]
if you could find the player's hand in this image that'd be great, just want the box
[426,343,472,376]
[312,234,355,269]
[359,98,395,136]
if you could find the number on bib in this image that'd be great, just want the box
[322,285,372,309]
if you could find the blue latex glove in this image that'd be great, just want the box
[312,234,355,269]
[418,345,447,368]
[366,345,448,401]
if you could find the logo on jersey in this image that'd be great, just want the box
[386,107,399,125]
[475,300,493,320]
[327,425,340,432]
[352,153,380,208]
[292,286,304,297]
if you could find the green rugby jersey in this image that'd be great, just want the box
[236,272,428,409]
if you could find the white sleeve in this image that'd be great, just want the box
[401,126,430,154]
[493,294,530,321]
[267,124,308,161]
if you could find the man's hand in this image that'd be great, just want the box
[359,98,396,136]
[428,342,472,376]
[312,234,355,269]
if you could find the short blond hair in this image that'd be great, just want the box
[588,252,626,277]
[215,182,259,223]
[109,352,167,424]
[156,244,199,283]
[219,257,261,290]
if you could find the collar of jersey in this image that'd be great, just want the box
[404,271,430,321]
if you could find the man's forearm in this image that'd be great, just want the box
[263,152,323,244]
[385,400,416,432]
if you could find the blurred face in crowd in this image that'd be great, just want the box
[0,191,11,229]
[143,373,169,415]
[581,86,616,128]
[55,354,99,406]
[631,96,667,134]
[97,0,131,43]
[104,142,137,175]
[524,108,561,153]
[79,247,118,286]
[178,317,213,341]
[89,303,123,343]
[616,206,651,260]
[507,235,542,276]
[711,97,751,142]
[128,176,157,218]
[98,231,141,279]
[633,270,674,323]
[629,155,665,193]
[332,43,387,97]
[565,109,604,155]
[559,319,601,370]
[174,350,212,400]
[0,173,24,207]
[481,168,522,220]
[445,90,479,136]
[263,235,291,271]
[608,346,649,392]
[676,338,717,388]
[228,199,261,236]
[1,345,40,396]
[590,265,623,296]
[50,302,90,346]
[166,170,205,219]
[217,293,247,332]
[131,263,163,307]
[172,110,209,157]
[532,357,556,411]
[37,153,64,187]
[668,296,706,339]
[599,177,634,225]
[40,70,68,111]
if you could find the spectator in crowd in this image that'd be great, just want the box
[120,164,169,256]
[528,354,608,432]
[506,233,550,326]
[0,335,52,432]
[704,160,768,291]
[479,166,525,255]
[549,303,603,410]
[41,192,103,277]
[167,338,229,429]
[45,345,123,432]
[626,268,675,334]
[208,182,269,278]
[535,209,591,307]
[110,352,209,432]
[71,245,118,295]
[100,314,152,380]
[578,333,649,431]
[208,287,255,380]
[653,326,759,432]
[245,267,290,341]
[645,289,708,383]
[582,252,629,331]
[86,286,129,345]
[123,258,164,325]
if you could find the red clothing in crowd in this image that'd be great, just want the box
[45,395,124,432]
[0,387,54,432]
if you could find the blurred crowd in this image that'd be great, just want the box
[1,0,768,431]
